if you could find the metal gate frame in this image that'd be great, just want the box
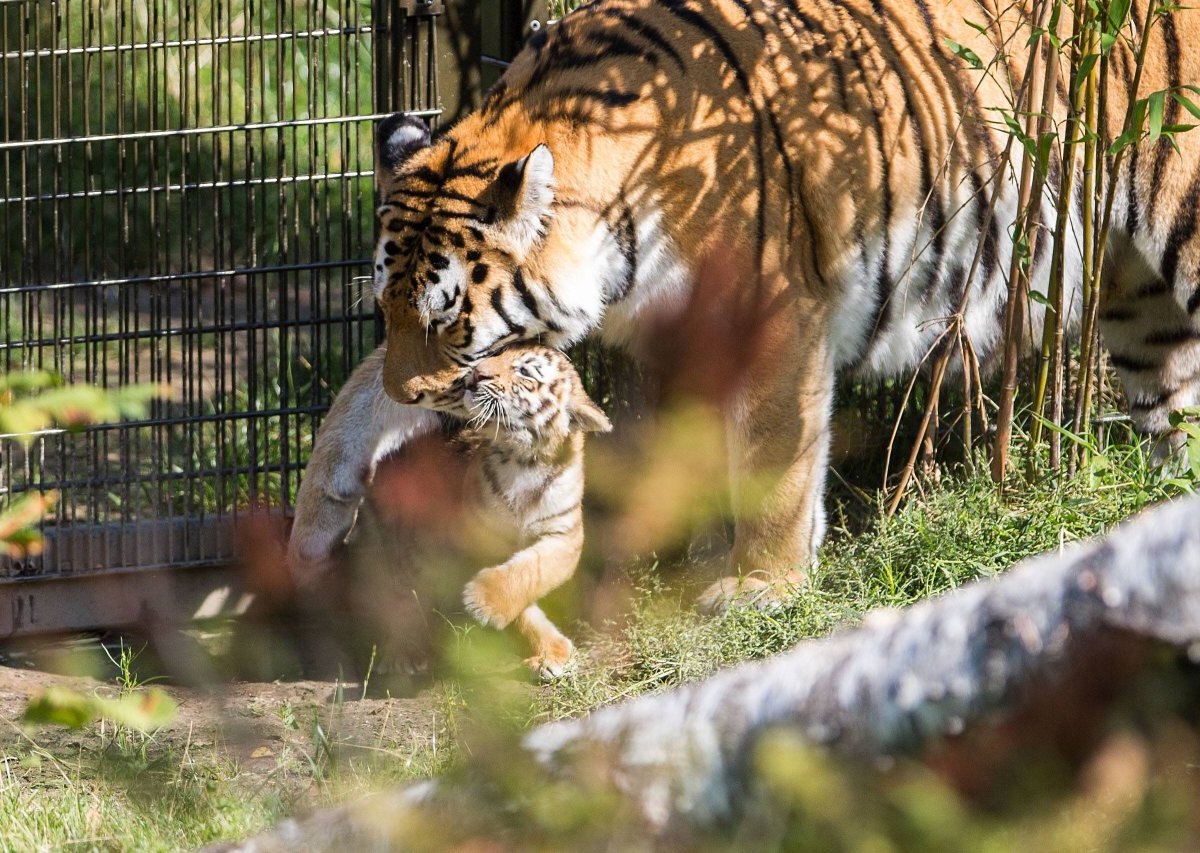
[0,0,446,637]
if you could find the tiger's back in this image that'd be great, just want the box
[292,0,1200,612]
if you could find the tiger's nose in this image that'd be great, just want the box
[464,368,490,390]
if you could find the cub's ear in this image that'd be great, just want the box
[568,387,613,434]
[488,144,555,253]
[376,113,431,185]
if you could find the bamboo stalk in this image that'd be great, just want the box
[887,332,953,517]
[960,332,975,473]
[1069,11,1102,477]
[1029,1,1078,456]
[885,125,1019,515]
[1030,0,1091,472]
[1072,0,1160,466]
[992,0,1057,483]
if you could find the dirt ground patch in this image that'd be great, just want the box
[0,659,448,792]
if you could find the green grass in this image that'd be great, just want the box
[2,429,1193,850]
[0,757,284,852]
[537,436,1173,723]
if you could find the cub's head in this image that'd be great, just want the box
[449,346,611,450]
[371,113,601,409]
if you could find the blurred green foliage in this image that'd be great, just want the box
[0,370,166,556]
[0,371,168,443]
[24,684,177,732]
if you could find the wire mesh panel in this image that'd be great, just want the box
[1,0,441,579]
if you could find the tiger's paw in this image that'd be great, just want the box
[462,568,522,629]
[526,636,575,682]
[697,570,808,615]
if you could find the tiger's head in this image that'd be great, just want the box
[436,345,612,456]
[370,113,617,412]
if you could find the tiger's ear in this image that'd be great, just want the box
[376,113,431,186]
[568,387,612,434]
[488,144,555,253]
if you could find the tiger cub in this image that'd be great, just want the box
[448,345,611,680]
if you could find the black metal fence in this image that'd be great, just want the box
[1,0,442,579]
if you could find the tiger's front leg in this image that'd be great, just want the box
[288,345,439,587]
[697,294,834,614]
[462,520,583,628]
[462,519,583,676]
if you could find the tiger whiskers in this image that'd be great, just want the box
[468,387,509,438]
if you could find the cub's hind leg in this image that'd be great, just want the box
[1100,252,1200,465]
[514,605,575,681]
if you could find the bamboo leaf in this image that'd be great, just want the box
[1031,414,1102,453]
[1108,0,1133,32]
[0,382,170,441]
[1109,98,1148,155]
[0,401,51,441]
[24,686,178,732]
[0,492,54,558]
[1072,54,1099,97]
[944,38,984,70]
[23,688,94,729]
[0,372,61,397]
[1149,90,1166,142]
[1035,131,1056,179]
[1171,91,1200,120]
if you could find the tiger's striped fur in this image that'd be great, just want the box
[291,0,1200,611]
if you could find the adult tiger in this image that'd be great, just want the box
[289,0,1200,610]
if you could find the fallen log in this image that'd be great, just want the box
[217,495,1200,851]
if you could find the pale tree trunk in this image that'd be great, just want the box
[217,496,1200,851]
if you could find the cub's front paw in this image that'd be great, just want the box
[462,567,522,629]
[527,636,575,682]
[696,570,808,615]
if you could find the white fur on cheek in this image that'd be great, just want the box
[415,254,466,328]
[372,238,392,299]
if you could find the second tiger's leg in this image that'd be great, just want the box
[1100,251,1200,465]
[698,291,834,614]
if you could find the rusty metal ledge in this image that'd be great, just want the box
[0,562,252,639]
